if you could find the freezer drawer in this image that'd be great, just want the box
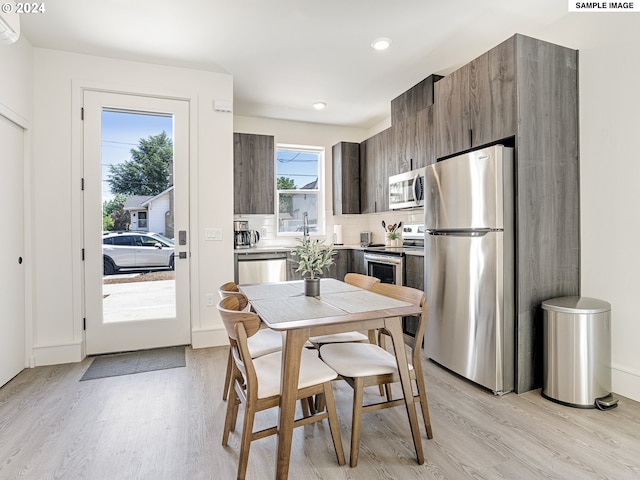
[425,231,514,394]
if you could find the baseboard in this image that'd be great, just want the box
[32,341,85,367]
[191,326,229,349]
[612,362,640,403]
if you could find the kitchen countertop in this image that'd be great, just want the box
[234,244,424,256]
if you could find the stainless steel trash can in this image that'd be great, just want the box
[542,296,617,409]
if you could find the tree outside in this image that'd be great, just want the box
[277,176,295,216]
[103,131,173,231]
[108,131,173,196]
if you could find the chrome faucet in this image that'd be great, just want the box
[303,212,309,237]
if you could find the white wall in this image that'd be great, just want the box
[31,49,234,363]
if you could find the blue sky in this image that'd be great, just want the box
[101,110,173,201]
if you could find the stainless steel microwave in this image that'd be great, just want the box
[389,167,426,210]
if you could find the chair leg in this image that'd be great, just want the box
[413,371,433,439]
[323,382,346,466]
[222,382,239,445]
[350,377,365,467]
[237,402,256,480]
[368,329,385,397]
[222,348,233,401]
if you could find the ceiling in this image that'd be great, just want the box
[20,0,572,129]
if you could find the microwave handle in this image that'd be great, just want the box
[413,173,420,203]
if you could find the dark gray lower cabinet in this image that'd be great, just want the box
[348,249,366,275]
[403,254,425,339]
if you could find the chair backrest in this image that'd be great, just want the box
[219,281,239,293]
[344,273,381,290]
[370,282,428,363]
[216,295,261,396]
[218,281,249,310]
[217,295,262,342]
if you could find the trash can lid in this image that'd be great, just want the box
[542,296,611,314]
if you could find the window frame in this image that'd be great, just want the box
[275,143,325,237]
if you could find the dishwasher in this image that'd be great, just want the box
[235,251,288,284]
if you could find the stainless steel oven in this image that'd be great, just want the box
[363,251,404,285]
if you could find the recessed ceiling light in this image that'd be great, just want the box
[371,37,392,51]
[313,102,327,110]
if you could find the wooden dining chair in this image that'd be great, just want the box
[218,281,282,401]
[307,273,381,346]
[217,295,345,479]
[319,282,433,467]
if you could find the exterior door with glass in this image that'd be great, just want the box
[83,91,191,354]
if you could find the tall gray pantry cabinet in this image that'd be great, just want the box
[434,34,580,393]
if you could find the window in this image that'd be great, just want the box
[138,211,148,228]
[276,145,324,234]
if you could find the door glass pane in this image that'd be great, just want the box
[101,110,176,323]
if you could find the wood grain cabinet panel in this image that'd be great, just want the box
[332,142,360,215]
[233,133,275,214]
[360,128,391,213]
[435,36,516,159]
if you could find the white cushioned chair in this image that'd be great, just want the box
[218,281,282,401]
[217,294,345,479]
[319,282,433,467]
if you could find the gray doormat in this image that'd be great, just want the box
[80,346,186,381]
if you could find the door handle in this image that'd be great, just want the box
[178,252,188,259]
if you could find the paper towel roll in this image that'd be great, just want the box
[333,225,343,245]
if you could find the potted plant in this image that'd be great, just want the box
[292,236,335,296]
[387,230,401,247]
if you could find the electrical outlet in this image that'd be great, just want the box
[206,293,215,306]
[261,227,267,237]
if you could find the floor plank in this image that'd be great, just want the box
[1,346,639,479]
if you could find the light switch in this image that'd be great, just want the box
[205,228,223,241]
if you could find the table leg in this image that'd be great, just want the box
[275,328,309,479]
[385,316,425,464]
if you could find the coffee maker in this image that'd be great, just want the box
[234,220,260,248]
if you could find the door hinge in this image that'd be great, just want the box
[81,177,85,191]
[81,248,85,261]
[81,107,84,120]
[83,318,86,331]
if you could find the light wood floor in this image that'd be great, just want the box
[1,346,639,479]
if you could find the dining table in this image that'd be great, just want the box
[238,278,425,479]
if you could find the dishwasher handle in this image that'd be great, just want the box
[236,251,288,261]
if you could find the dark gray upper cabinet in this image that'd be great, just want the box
[360,128,391,214]
[392,104,436,175]
[435,36,516,159]
[233,132,275,214]
[390,75,442,125]
[332,142,360,215]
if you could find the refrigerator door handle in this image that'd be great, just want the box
[428,230,494,237]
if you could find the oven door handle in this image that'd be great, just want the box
[364,253,403,266]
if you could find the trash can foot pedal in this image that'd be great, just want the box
[595,394,618,410]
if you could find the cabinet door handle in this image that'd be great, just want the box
[469,128,473,146]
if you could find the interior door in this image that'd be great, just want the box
[83,91,191,354]
[0,112,25,386]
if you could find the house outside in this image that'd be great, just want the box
[123,186,174,238]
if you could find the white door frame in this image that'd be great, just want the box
[83,90,191,354]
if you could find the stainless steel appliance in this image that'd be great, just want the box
[363,224,425,286]
[424,145,514,394]
[389,167,426,210]
[235,251,287,284]
[363,250,403,285]
[360,231,372,247]
[234,220,260,249]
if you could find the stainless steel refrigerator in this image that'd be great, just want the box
[424,145,514,394]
